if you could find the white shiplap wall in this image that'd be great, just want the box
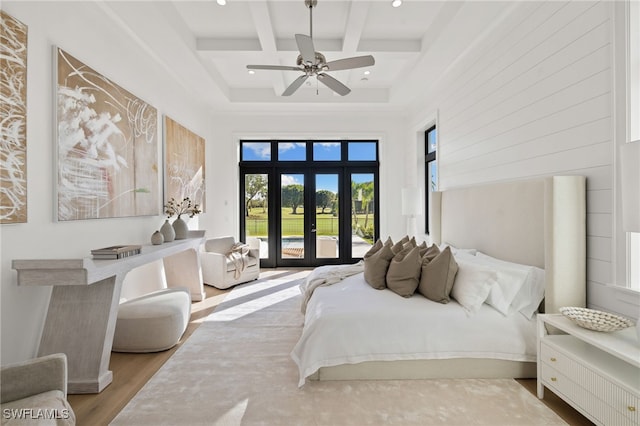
[410,1,639,318]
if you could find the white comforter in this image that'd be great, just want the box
[291,272,537,387]
[299,261,364,314]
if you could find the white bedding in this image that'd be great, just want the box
[290,272,537,387]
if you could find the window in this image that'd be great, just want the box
[239,140,379,267]
[628,0,639,290]
[278,142,306,161]
[348,142,377,161]
[424,125,437,234]
[313,142,341,161]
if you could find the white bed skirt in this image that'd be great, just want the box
[311,358,536,381]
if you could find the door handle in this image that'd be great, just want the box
[311,224,317,233]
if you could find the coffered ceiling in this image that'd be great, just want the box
[100,0,517,112]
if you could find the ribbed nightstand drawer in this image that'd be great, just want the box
[540,363,572,398]
[541,363,636,425]
[540,341,568,370]
[556,347,639,423]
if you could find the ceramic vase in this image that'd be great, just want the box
[151,230,164,245]
[172,217,189,240]
[160,219,175,242]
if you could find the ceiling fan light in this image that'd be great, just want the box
[391,0,402,8]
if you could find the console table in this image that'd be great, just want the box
[537,314,639,426]
[12,231,206,394]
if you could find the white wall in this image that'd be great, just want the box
[1,2,213,364]
[201,112,408,242]
[407,0,640,319]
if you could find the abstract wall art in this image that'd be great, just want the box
[1,11,28,224]
[56,48,159,221]
[164,116,205,212]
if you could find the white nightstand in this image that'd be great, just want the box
[537,314,640,426]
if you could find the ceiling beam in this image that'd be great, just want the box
[247,0,285,96]
[342,1,370,53]
[196,37,420,53]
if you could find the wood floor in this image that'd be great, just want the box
[68,279,594,426]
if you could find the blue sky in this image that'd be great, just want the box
[243,141,376,162]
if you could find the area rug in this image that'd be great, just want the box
[111,271,566,426]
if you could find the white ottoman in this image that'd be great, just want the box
[113,288,191,353]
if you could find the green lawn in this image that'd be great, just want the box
[245,207,374,240]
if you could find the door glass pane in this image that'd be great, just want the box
[427,128,437,154]
[281,174,305,258]
[348,142,377,161]
[316,174,339,259]
[278,142,306,161]
[351,173,375,257]
[428,161,437,191]
[244,174,268,259]
[313,142,341,161]
[242,143,271,161]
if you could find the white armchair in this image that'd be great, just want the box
[200,236,260,289]
[1,353,76,425]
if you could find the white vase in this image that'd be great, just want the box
[151,230,164,245]
[160,219,175,242]
[172,217,189,240]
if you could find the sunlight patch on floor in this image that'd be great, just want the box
[204,270,310,322]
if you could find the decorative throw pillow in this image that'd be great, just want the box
[364,239,383,258]
[450,259,496,316]
[418,246,458,303]
[420,243,440,262]
[391,239,405,254]
[403,236,418,250]
[386,246,422,297]
[363,243,395,290]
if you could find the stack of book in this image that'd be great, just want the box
[91,245,142,260]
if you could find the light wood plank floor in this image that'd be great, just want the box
[68,277,594,426]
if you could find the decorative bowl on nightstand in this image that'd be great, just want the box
[559,306,635,332]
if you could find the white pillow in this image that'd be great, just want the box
[440,243,477,256]
[475,252,545,319]
[451,259,496,316]
[453,253,526,316]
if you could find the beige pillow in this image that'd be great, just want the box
[386,246,422,297]
[389,242,400,254]
[364,239,383,258]
[418,246,459,303]
[363,243,395,290]
[420,243,440,262]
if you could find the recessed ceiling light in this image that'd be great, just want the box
[391,0,402,7]
[364,70,370,75]
[248,69,255,75]
[217,0,226,5]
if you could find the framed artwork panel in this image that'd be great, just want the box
[1,11,28,224]
[56,47,160,221]
[164,116,205,212]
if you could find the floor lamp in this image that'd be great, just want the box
[401,187,422,237]
[619,139,640,339]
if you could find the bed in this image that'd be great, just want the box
[291,176,586,386]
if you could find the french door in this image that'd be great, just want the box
[240,141,378,268]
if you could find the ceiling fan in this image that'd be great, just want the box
[246,0,375,96]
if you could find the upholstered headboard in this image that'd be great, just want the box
[430,176,586,313]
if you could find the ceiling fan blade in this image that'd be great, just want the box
[282,75,309,96]
[247,65,302,71]
[325,55,375,71]
[317,73,351,96]
[295,34,316,64]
